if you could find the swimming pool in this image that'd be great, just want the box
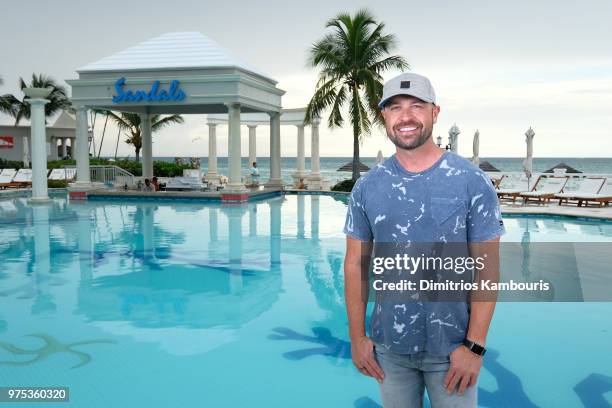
[0,194,611,407]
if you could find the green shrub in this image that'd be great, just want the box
[331,179,356,192]
[0,158,24,169]
[114,160,142,176]
[153,161,194,177]
[48,179,68,188]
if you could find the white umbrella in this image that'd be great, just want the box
[472,130,480,166]
[376,150,384,165]
[22,136,30,168]
[448,123,460,153]
[522,127,535,190]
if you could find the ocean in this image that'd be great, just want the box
[145,156,612,185]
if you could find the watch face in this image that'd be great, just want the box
[472,343,485,355]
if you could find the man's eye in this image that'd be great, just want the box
[411,105,423,109]
[389,105,400,111]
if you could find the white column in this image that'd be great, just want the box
[227,207,244,292]
[226,103,246,191]
[297,194,305,238]
[25,92,50,201]
[291,124,307,186]
[307,117,326,190]
[32,205,51,274]
[75,106,91,184]
[205,123,218,179]
[140,113,153,179]
[269,198,281,265]
[248,125,257,166]
[311,195,320,241]
[266,111,282,187]
[61,137,67,158]
[310,118,321,176]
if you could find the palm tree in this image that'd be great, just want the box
[0,74,70,125]
[106,112,184,162]
[304,9,408,181]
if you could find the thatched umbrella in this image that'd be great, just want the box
[544,162,582,174]
[337,160,370,172]
[479,161,501,172]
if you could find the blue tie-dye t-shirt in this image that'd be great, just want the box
[343,151,505,356]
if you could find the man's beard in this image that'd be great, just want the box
[387,121,432,150]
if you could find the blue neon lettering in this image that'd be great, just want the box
[112,77,186,103]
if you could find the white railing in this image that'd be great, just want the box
[89,165,136,187]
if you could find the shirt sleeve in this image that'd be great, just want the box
[343,179,373,242]
[466,171,506,242]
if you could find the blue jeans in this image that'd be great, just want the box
[374,345,477,408]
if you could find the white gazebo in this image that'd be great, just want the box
[206,108,326,190]
[67,32,286,195]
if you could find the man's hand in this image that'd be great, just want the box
[444,345,482,395]
[351,336,385,382]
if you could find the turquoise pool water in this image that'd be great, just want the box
[0,194,611,407]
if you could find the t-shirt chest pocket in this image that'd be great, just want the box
[430,196,467,226]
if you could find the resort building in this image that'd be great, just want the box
[0,111,75,164]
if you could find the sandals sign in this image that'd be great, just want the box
[112,77,186,103]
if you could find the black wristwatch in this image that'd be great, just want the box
[462,338,486,356]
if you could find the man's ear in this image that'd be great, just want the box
[432,105,441,124]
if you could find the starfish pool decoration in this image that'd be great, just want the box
[0,333,116,369]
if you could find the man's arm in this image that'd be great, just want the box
[445,237,500,395]
[344,236,384,382]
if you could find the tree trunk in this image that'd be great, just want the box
[352,128,360,182]
[135,147,140,163]
[97,114,109,158]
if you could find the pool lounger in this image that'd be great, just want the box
[562,178,612,207]
[519,176,569,205]
[6,168,33,188]
[48,168,77,181]
[555,177,606,206]
[164,177,209,191]
[0,168,17,189]
[496,175,540,203]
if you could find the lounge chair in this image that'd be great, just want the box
[48,167,77,181]
[496,175,540,203]
[9,169,33,188]
[555,177,605,206]
[568,178,612,207]
[0,169,17,189]
[519,176,569,205]
[165,177,208,191]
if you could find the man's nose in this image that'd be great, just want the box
[397,107,416,122]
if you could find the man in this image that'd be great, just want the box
[142,178,154,192]
[343,73,504,407]
[250,161,260,186]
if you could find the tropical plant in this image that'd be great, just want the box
[304,9,408,181]
[106,112,184,162]
[0,74,70,125]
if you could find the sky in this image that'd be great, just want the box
[1,0,611,158]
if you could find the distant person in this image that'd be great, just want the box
[297,177,306,189]
[151,177,160,191]
[250,162,260,186]
[142,178,154,192]
[343,72,504,408]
